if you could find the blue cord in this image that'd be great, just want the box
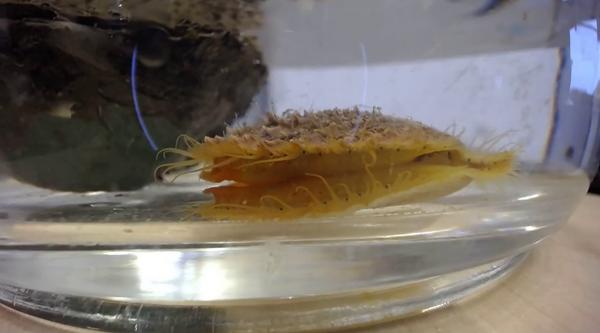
[360,42,368,107]
[131,45,159,151]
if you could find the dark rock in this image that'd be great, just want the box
[0,1,267,191]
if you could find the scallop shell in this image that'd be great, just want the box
[159,108,516,220]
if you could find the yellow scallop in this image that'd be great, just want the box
[158,108,516,220]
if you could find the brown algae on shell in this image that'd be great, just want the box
[158,108,516,220]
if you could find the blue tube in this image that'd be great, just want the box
[131,45,159,152]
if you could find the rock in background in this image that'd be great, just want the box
[0,0,267,191]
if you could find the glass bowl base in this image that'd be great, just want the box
[0,251,527,333]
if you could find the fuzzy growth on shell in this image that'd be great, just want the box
[178,107,465,163]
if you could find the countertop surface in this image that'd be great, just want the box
[1,195,599,333]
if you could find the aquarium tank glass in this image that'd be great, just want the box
[0,0,598,332]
